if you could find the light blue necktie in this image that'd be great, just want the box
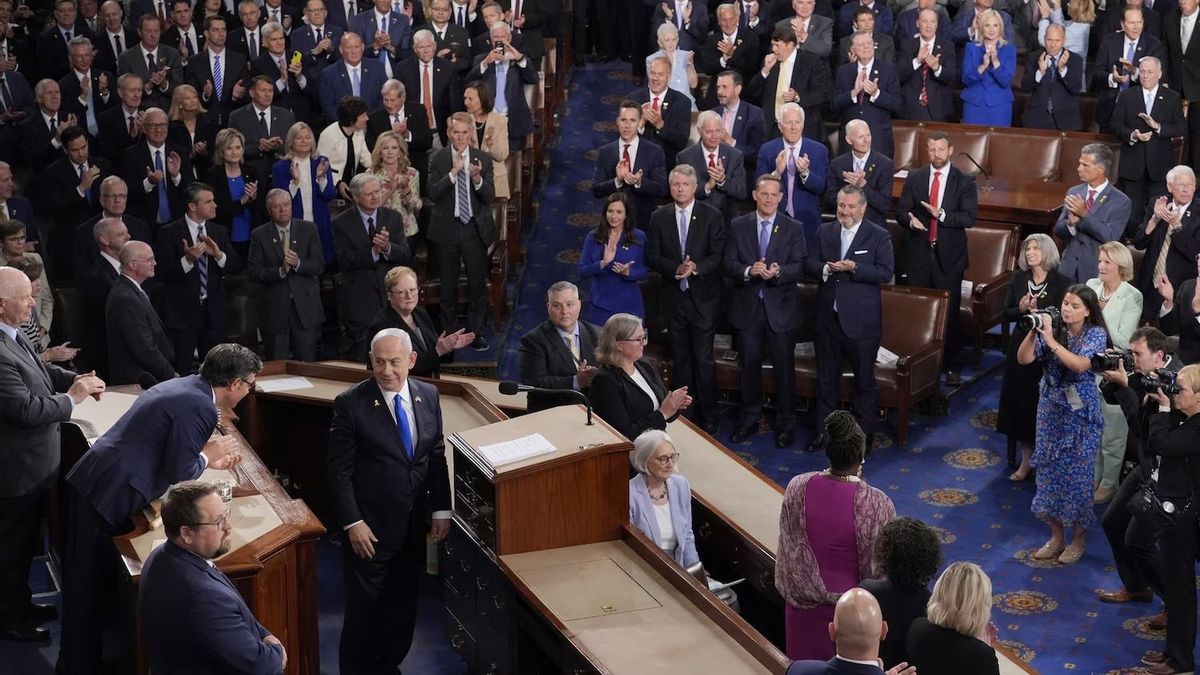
[83,75,98,134]
[154,149,169,223]
[394,393,414,460]
[678,208,689,291]
[785,147,796,218]
[379,16,390,73]
[351,65,361,96]
[758,219,771,298]
[495,62,508,115]
[1121,41,1136,90]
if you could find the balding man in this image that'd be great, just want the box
[119,107,191,227]
[80,216,130,375]
[318,31,387,120]
[825,119,893,225]
[897,7,956,122]
[677,110,748,223]
[329,328,451,675]
[1021,23,1084,131]
[106,240,175,385]
[0,267,103,643]
[785,588,915,674]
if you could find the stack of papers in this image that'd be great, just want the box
[478,433,556,467]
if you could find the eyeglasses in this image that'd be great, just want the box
[238,377,257,388]
[619,334,648,344]
[3,234,25,242]
[388,288,419,296]
[653,453,680,465]
[189,508,232,529]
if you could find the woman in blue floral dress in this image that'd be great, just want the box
[1017,284,1110,565]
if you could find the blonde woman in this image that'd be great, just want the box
[462,80,510,199]
[369,131,422,238]
[906,562,1000,674]
[167,83,215,175]
[961,9,1015,126]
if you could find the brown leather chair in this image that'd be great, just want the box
[989,135,1061,183]
[961,225,1020,364]
[1058,135,1123,185]
[892,125,920,171]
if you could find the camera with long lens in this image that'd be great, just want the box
[1145,368,1182,396]
[1017,306,1061,333]
[1091,349,1134,373]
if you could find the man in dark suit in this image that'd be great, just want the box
[115,13,183,111]
[0,70,34,165]
[0,267,104,644]
[748,25,831,140]
[59,36,115,136]
[428,112,493,349]
[627,54,692,169]
[426,0,472,76]
[897,130,977,386]
[396,30,454,144]
[678,110,747,223]
[500,0,546,63]
[805,185,894,449]
[228,75,293,174]
[366,79,433,175]
[646,164,726,433]
[723,174,806,447]
[450,0,487,37]
[1134,165,1200,319]
[42,126,111,281]
[1101,0,1164,38]
[248,22,313,120]
[105,240,176,384]
[591,101,669,232]
[837,0,894,38]
[518,281,602,412]
[77,214,130,375]
[785,588,893,675]
[247,188,325,361]
[163,0,203,62]
[834,6,897,68]
[825,119,893,225]
[470,2,533,60]
[120,107,190,227]
[293,0,346,72]
[259,0,302,34]
[832,31,901,157]
[348,0,413,79]
[139,481,287,673]
[17,78,75,175]
[1055,143,1134,282]
[318,31,387,120]
[328,328,451,675]
[1094,6,1165,134]
[651,0,710,51]
[184,14,249,127]
[893,0,951,47]
[333,173,410,359]
[1114,56,1187,234]
[774,0,836,59]
[1164,0,1200,167]
[711,70,767,194]
[897,8,957,122]
[1022,23,1084,131]
[696,4,760,108]
[468,21,538,147]
[229,0,264,62]
[154,182,242,374]
[35,0,94,82]
[327,0,368,30]
[756,102,828,244]
[74,176,153,281]
[94,1,138,75]
[95,72,146,162]
[60,343,256,674]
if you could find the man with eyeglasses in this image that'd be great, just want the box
[74,176,152,282]
[139,480,286,673]
[60,342,261,674]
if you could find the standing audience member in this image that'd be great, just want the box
[905,562,1001,675]
[1164,0,1200,169]
[318,96,372,201]
[646,23,699,112]
[272,122,337,263]
[1022,22,1084,131]
[1034,0,1093,86]
[678,110,748,223]
[591,101,669,232]
[756,103,828,244]
[469,19,538,148]
[1055,143,1132,283]
[518,281,601,411]
[1113,57,1186,237]
[897,7,957,122]
[696,4,761,108]
[1134,165,1200,322]
[462,80,510,201]
[628,430,699,567]
[577,193,648,326]
[105,240,175,385]
[591,313,692,442]
[711,70,767,194]
[748,25,832,140]
[860,517,942,669]
[365,79,433,185]
[960,10,1016,125]
[228,75,293,175]
[825,119,893,226]
[369,131,423,242]
[832,30,901,157]
[1093,6,1164,135]
[167,83,218,177]
[366,266,473,375]
[629,55,692,168]
[205,127,264,260]
[120,107,191,229]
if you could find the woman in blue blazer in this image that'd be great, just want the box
[628,429,700,568]
[577,193,648,326]
[961,10,1016,126]
[272,122,338,263]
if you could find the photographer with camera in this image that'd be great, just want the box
[1156,254,1200,365]
[1017,284,1111,565]
[1096,327,1180,630]
[1138,363,1200,675]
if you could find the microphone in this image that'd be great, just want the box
[956,151,994,192]
[498,381,594,425]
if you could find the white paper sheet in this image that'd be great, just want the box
[255,376,314,393]
[478,433,556,467]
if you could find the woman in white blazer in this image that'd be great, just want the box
[316,96,372,200]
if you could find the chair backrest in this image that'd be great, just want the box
[881,285,948,356]
[989,134,1061,182]
[964,224,1020,284]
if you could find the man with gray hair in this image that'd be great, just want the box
[328,327,450,675]
[332,172,409,359]
[106,239,175,385]
[75,176,152,281]
[628,54,692,167]
[248,20,312,119]
[1054,143,1132,282]
[467,18,538,148]
[79,216,131,375]
[365,78,433,172]
[17,78,76,173]
[518,281,603,412]
[677,110,748,223]
[396,28,451,144]
[59,35,114,136]
[1136,164,1200,320]
[825,119,892,225]
[1113,55,1186,236]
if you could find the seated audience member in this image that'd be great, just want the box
[960,10,1016,126]
[1113,56,1185,237]
[678,110,748,223]
[628,429,699,567]
[591,313,692,442]
[75,176,153,282]
[825,119,893,224]
[7,257,77,365]
[106,240,176,385]
[467,20,538,149]
[0,221,52,345]
[577,193,648,326]
[861,517,942,669]
[710,70,767,194]
[246,188,325,362]
[206,127,265,260]
[628,54,692,168]
[646,23,699,112]
[519,281,602,411]
[906,562,1001,675]
[317,96,372,201]
[1034,0,1093,87]
[835,6,897,68]
[1092,6,1164,135]
[695,5,761,109]
[272,122,337,263]
[462,80,510,201]
[228,75,294,175]
[365,266,473,373]
[1054,143,1131,283]
[748,25,831,141]
[369,131,423,243]
[1159,256,1200,364]
[1134,165,1200,322]
[897,8,957,122]
[167,84,218,177]
[776,410,896,660]
[756,103,828,245]
[591,101,669,232]
[139,481,286,674]
[785,588,914,675]
[1022,22,1084,131]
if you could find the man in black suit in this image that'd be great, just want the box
[59,36,114,137]
[0,267,104,643]
[1135,165,1200,319]
[35,0,93,82]
[77,214,129,375]
[249,21,313,121]
[427,112,493,349]
[896,131,977,386]
[259,0,301,34]
[1101,0,1164,38]
[804,185,894,449]
[74,176,153,282]
[328,327,451,675]
[366,79,433,176]
[825,119,893,225]
[94,1,137,75]
[294,0,346,73]
[163,0,203,63]
[747,25,831,140]
[1113,56,1186,234]
[120,106,190,227]
[328,0,367,30]
[248,188,326,361]
[426,0,472,76]
[106,239,176,384]
[834,6,897,68]
[229,0,264,62]
[184,14,250,127]
[43,126,111,281]
[592,101,669,232]
[832,30,901,157]
[500,0,546,64]
[332,174,410,359]
[650,0,710,51]
[897,8,956,122]
[646,164,726,434]
[627,55,692,168]
[1095,6,1165,135]
[677,110,747,223]
[518,280,602,411]
[229,75,294,174]
[711,70,767,194]
[1022,23,1084,131]
[153,182,241,375]
[95,73,145,162]
[468,21,537,147]
[0,69,33,166]
[1165,0,1200,167]
[470,2,533,60]
[397,30,455,144]
[450,0,487,41]
[17,78,76,175]
[696,3,761,108]
[723,174,806,447]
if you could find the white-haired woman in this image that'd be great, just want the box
[628,429,699,567]
[646,22,698,111]
[906,562,1000,674]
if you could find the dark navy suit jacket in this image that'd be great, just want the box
[832,59,901,157]
[897,36,957,122]
[723,210,807,333]
[65,375,216,529]
[348,9,413,66]
[805,219,895,340]
[710,100,766,183]
[825,150,894,225]
[139,540,283,675]
[756,136,828,243]
[592,138,668,231]
[626,87,692,167]
[1022,49,1084,131]
[677,142,747,222]
[290,22,345,71]
[318,58,386,120]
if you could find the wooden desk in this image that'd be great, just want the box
[892,176,1068,229]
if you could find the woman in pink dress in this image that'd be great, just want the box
[776,410,897,659]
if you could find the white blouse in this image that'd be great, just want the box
[629,368,660,410]
[652,501,676,553]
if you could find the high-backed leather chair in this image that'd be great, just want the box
[961,224,1020,364]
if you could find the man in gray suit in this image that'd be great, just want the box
[778,0,834,59]
[247,189,325,361]
[0,267,104,642]
[1054,143,1132,283]
[116,13,183,111]
[228,75,294,173]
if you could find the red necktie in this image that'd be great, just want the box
[1086,189,1096,211]
[708,152,717,169]
[652,96,660,112]
[928,170,941,241]
[622,143,631,165]
[919,63,929,106]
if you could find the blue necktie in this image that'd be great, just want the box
[785,147,796,217]
[83,75,98,134]
[758,219,771,298]
[394,393,414,460]
[379,16,390,72]
[154,149,169,223]
[677,208,689,291]
[213,54,223,103]
[351,66,361,96]
[495,62,508,115]
[78,163,92,202]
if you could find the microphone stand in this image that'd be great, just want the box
[958,151,994,192]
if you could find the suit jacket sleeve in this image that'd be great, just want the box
[327,390,364,527]
[852,229,895,283]
[942,173,978,229]
[518,332,574,390]
[590,370,667,440]
[424,388,451,514]
[1077,194,1130,243]
[0,354,73,426]
[190,586,284,674]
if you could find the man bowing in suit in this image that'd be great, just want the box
[329,328,451,675]
[0,267,104,643]
[518,281,602,412]
[724,174,806,447]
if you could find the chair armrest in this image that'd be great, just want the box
[895,341,944,386]
[971,270,1013,325]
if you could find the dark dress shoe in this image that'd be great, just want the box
[1097,587,1154,603]
[0,622,50,642]
[471,337,489,351]
[25,602,57,623]
[775,430,794,448]
[945,370,962,387]
[1147,611,1168,631]
[730,424,756,443]
[1144,661,1186,675]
